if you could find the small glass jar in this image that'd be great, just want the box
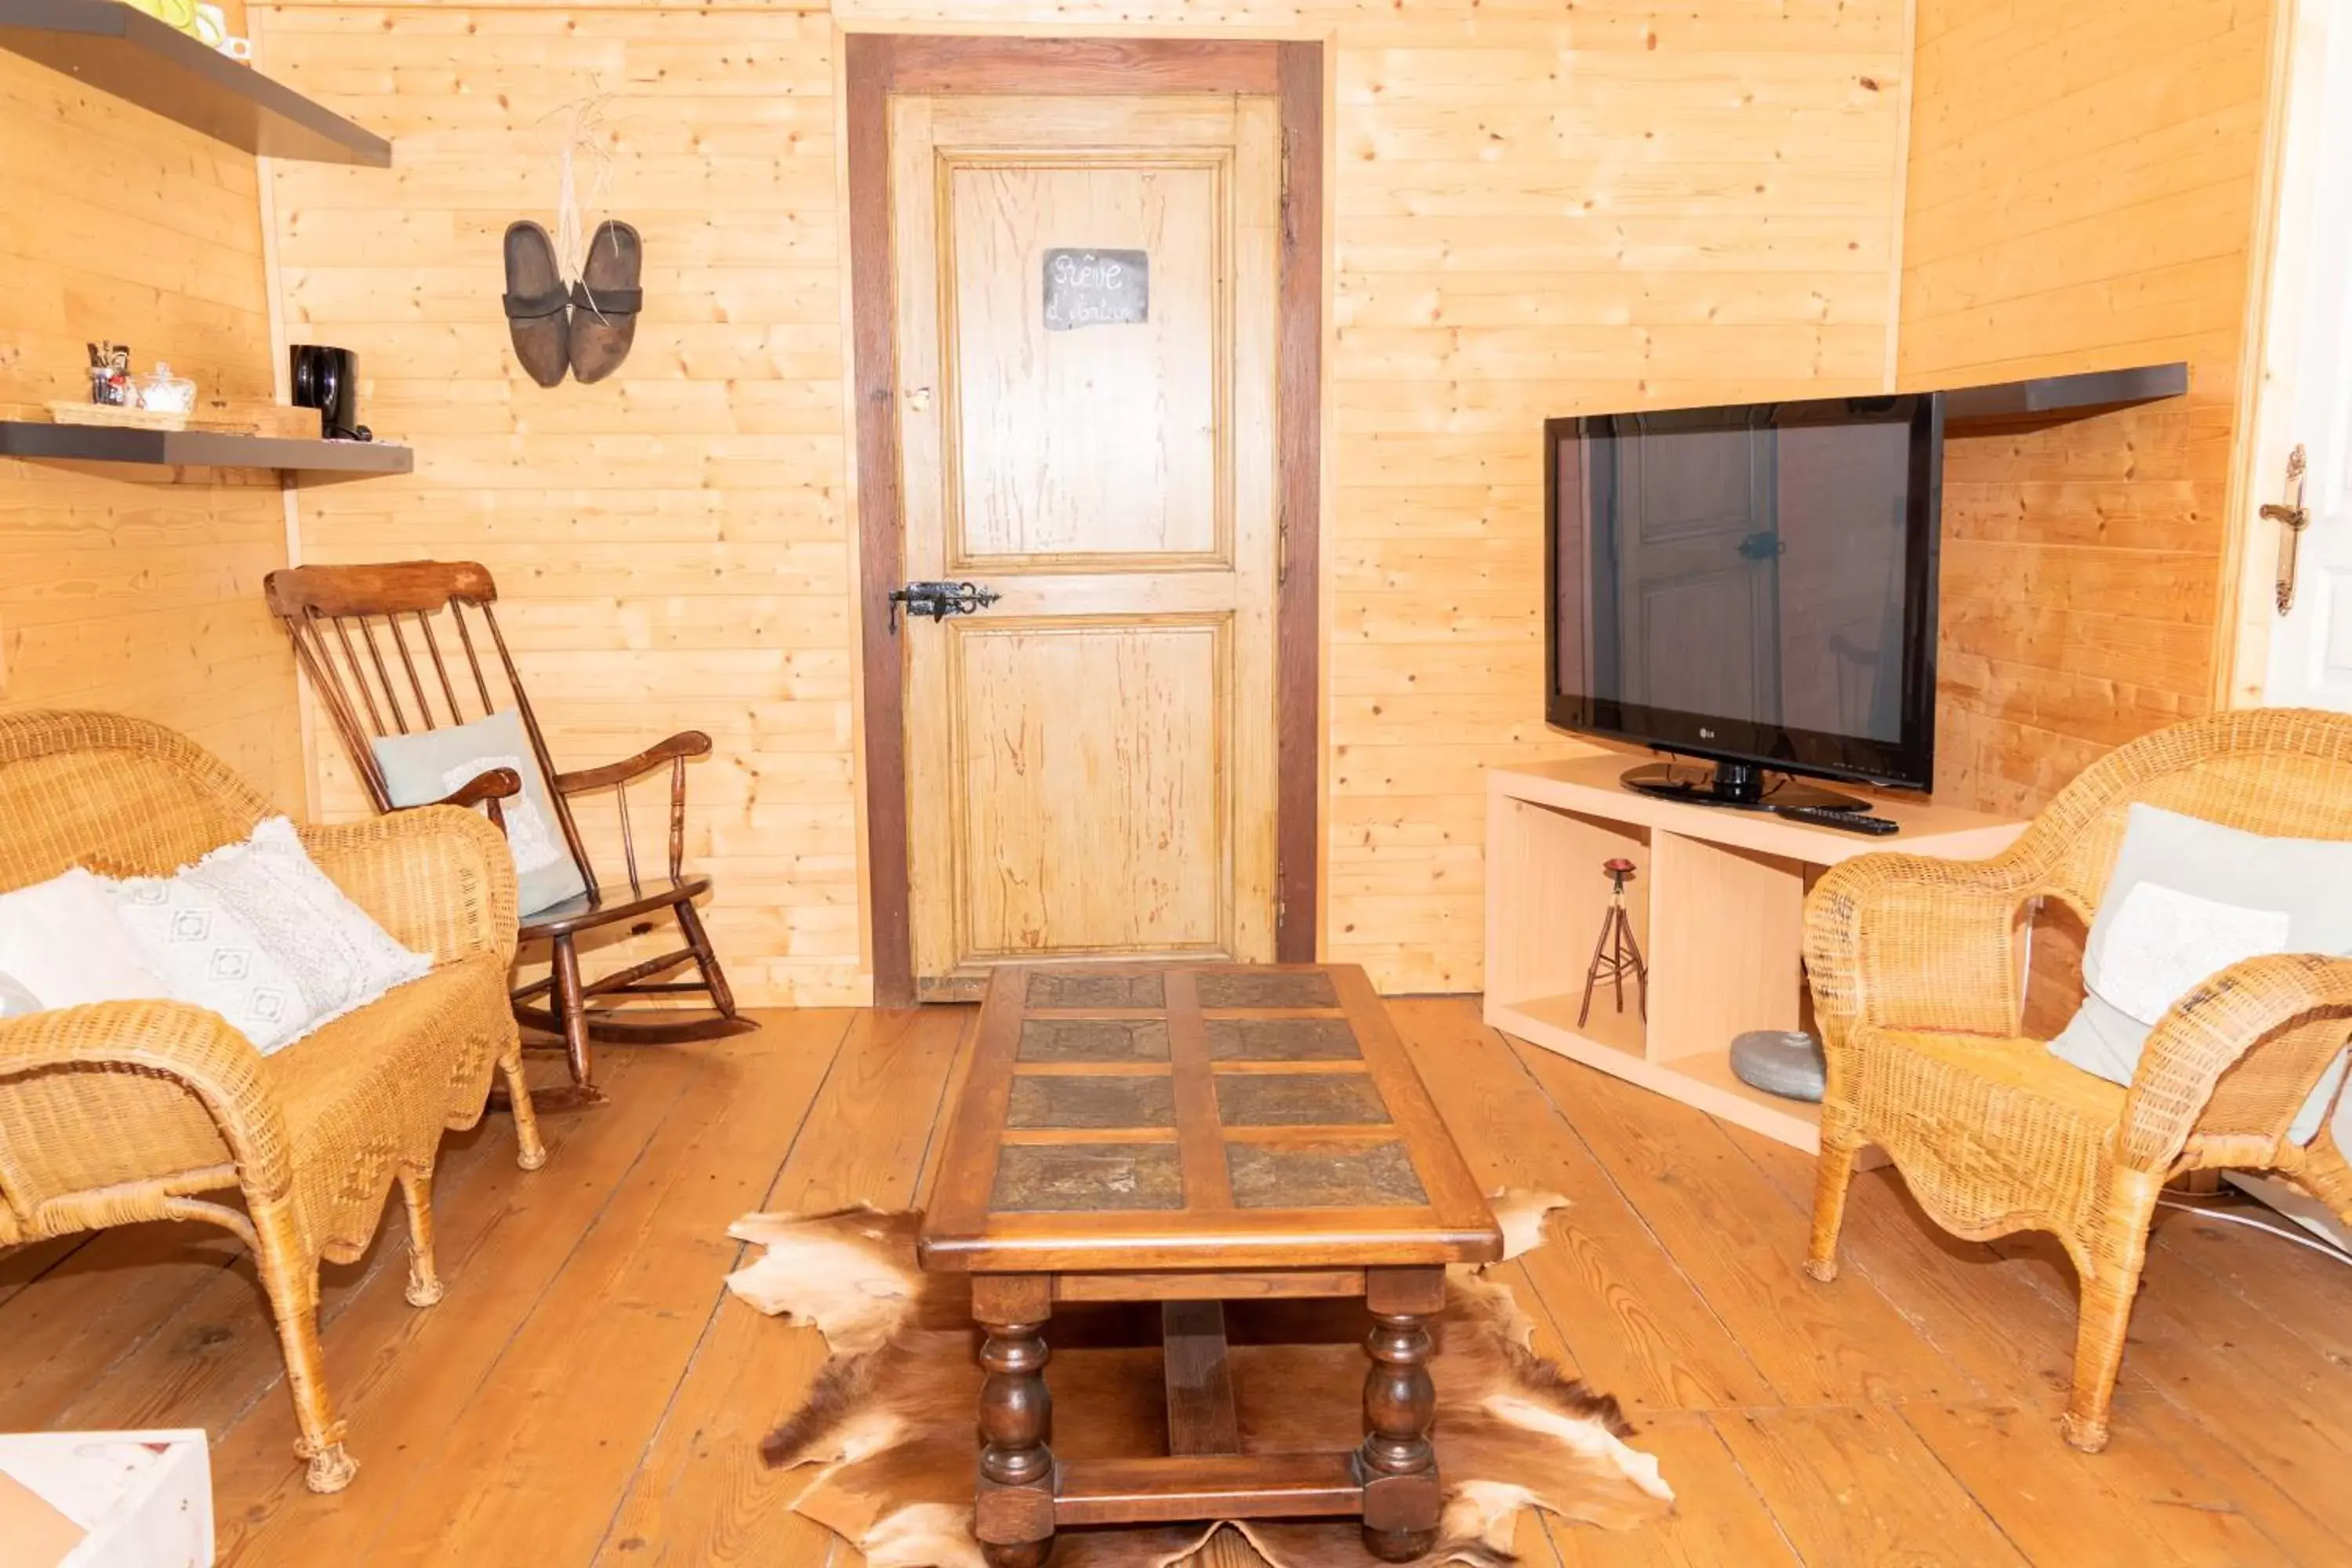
[136,362,197,415]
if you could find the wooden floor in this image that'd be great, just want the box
[3,999,2348,1566]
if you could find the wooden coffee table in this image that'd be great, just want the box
[920,963,1503,1566]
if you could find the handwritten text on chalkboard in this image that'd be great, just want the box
[1043,249,1149,331]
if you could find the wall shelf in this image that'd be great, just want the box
[1939,362,2189,427]
[0,421,412,477]
[0,0,390,165]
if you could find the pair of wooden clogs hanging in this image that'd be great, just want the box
[502,219,641,388]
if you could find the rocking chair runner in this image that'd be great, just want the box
[264,561,754,1102]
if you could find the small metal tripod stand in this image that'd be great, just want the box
[1578,856,1648,1027]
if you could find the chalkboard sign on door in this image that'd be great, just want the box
[1043,249,1149,331]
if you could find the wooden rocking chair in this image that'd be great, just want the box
[265,561,755,1105]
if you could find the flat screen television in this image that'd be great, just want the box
[1545,394,1943,809]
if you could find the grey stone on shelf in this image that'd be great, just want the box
[1730,1029,1826,1104]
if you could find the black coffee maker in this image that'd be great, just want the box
[289,345,370,441]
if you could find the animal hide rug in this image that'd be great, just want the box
[724,1192,1671,1567]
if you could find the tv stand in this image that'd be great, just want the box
[1619,758,1867,814]
[1485,753,2024,1153]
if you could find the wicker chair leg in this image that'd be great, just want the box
[673,897,738,1018]
[397,1167,445,1308]
[500,1047,550,1171]
[2060,1174,2160,1454]
[254,1207,355,1493]
[1803,1131,1860,1283]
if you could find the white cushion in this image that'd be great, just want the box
[110,873,318,1053]
[179,817,430,1029]
[370,709,588,918]
[109,818,430,1055]
[2050,804,2352,1145]
[0,869,165,1011]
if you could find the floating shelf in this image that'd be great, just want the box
[0,0,389,165]
[1940,361,2188,427]
[0,421,412,477]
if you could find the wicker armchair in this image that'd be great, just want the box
[1804,708,2352,1452]
[0,710,546,1492]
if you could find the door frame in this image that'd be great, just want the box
[845,34,1327,1006]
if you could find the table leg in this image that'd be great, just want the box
[1359,1275,1443,1562]
[975,1277,1055,1567]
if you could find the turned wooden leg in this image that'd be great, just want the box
[550,934,595,1091]
[974,1277,1055,1567]
[1360,1306,1440,1561]
[396,1167,444,1308]
[674,898,739,1018]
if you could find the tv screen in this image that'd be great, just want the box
[1546,394,1942,791]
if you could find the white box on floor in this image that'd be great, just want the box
[0,1430,212,1567]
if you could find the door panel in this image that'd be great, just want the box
[952,617,1229,958]
[895,94,1280,993]
[948,161,1223,564]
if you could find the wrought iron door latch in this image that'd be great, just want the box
[888,579,1000,632]
[2268,444,2311,614]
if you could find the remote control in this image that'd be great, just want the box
[1775,804,1899,835]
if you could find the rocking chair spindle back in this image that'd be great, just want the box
[265,561,755,1102]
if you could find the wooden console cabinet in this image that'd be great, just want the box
[1484,753,2024,1152]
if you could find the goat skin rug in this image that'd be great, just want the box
[722,1193,1672,1567]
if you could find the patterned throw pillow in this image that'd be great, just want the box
[110,873,317,1052]
[181,817,431,1028]
[107,818,432,1056]
[371,709,590,917]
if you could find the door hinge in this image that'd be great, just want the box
[1277,506,1290,587]
[1276,855,1287,931]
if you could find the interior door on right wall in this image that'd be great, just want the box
[2253,4,2352,709]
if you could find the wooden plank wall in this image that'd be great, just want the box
[0,53,303,808]
[256,0,1908,1002]
[1899,0,2275,815]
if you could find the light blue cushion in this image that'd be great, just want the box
[372,710,589,917]
[2050,804,2352,1146]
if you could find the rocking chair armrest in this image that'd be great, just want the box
[554,731,712,795]
[0,1002,294,1205]
[424,766,523,813]
[2117,953,2352,1174]
[300,806,520,966]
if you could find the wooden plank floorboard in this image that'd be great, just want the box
[1722,1123,2093,1404]
[1511,1033,1976,1406]
[7,996,2348,1566]
[216,1044,688,1565]
[1708,1405,2027,1567]
[590,1007,971,1568]
[378,1015,852,1566]
[1388,997,1775,1412]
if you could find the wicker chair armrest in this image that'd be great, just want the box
[299,806,519,966]
[2118,953,2352,1172]
[0,1001,292,1198]
[1805,850,2042,1044]
[553,731,710,795]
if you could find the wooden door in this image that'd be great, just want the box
[1600,413,1782,724]
[891,94,1282,996]
[2249,5,2352,710]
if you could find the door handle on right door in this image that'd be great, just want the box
[2268,444,2311,613]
